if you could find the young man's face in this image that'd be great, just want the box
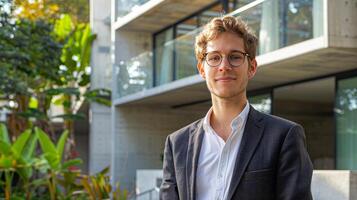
[197,32,257,100]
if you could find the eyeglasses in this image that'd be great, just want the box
[203,51,250,67]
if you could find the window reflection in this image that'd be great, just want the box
[116,0,150,18]
[117,52,153,97]
[154,28,174,86]
[336,76,357,169]
[248,93,271,114]
[198,4,223,27]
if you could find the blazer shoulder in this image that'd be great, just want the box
[168,118,203,142]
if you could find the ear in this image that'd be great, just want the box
[197,61,206,79]
[248,58,257,79]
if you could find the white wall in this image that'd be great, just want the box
[89,0,112,174]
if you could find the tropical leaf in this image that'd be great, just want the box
[57,130,69,161]
[16,108,48,120]
[43,152,60,170]
[84,88,111,106]
[44,87,80,96]
[22,132,38,161]
[0,140,12,155]
[0,156,13,168]
[36,127,57,155]
[81,177,96,199]
[54,14,73,41]
[16,157,33,180]
[99,166,110,175]
[12,129,31,158]
[51,113,86,121]
[0,123,10,144]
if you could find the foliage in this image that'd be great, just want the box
[0,2,116,198]
[14,0,89,23]
[0,0,63,136]
[0,1,111,158]
[50,14,110,159]
[81,167,128,200]
[0,124,127,200]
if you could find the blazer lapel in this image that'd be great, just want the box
[186,120,205,200]
[226,106,265,199]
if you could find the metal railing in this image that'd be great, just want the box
[129,187,160,200]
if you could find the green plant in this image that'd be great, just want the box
[36,127,82,200]
[0,123,127,200]
[81,167,128,200]
[0,123,38,200]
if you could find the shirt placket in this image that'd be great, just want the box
[215,141,230,200]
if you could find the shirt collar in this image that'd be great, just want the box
[231,102,250,130]
[203,101,250,133]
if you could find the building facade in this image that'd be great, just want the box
[90,0,357,197]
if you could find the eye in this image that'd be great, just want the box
[230,53,243,60]
[207,54,221,61]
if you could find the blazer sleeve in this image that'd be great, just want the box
[160,135,179,200]
[276,125,313,200]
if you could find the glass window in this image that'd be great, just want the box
[336,76,357,169]
[282,0,314,46]
[154,28,174,86]
[116,0,150,18]
[175,17,199,80]
[198,4,223,27]
[116,52,153,97]
[248,93,271,114]
[233,0,323,55]
[228,0,255,12]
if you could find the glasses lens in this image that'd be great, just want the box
[206,52,221,67]
[229,52,245,67]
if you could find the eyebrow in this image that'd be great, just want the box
[206,50,246,54]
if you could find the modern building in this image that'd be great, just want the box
[90,0,357,198]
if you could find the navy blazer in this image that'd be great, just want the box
[160,106,313,200]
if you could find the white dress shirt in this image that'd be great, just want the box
[196,102,250,200]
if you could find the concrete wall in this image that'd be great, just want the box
[112,104,209,193]
[114,30,152,64]
[89,0,112,174]
[328,0,357,48]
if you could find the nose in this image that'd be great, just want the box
[218,56,233,71]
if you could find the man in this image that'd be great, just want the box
[160,16,313,200]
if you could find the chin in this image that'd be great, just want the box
[212,91,241,99]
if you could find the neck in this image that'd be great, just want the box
[209,94,247,141]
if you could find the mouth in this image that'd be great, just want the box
[215,77,237,82]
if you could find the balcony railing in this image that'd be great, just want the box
[115,0,325,99]
[115,0,150,19]
[116,52,153,98]
[231,0,324,55]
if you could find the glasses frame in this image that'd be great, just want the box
[203,50,250,68]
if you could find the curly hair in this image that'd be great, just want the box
[195,16,258,63]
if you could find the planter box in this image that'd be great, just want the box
[312,170,357,200]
